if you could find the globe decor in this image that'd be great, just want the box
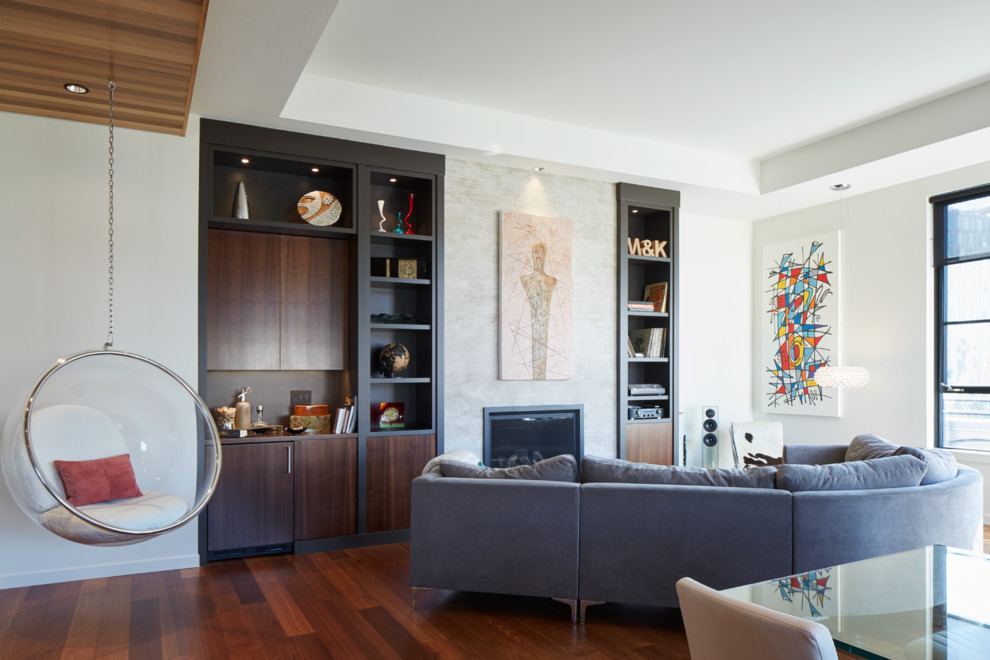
[379,343,410,378]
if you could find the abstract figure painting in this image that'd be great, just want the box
[499,212,573,380]
[762,232,840,416]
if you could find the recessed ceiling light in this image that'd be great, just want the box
[240,158,250,164]
[311,167,319,173]
[389,177,397,183]
[63,83,89,94]
[631,209,639,214]
[533,166,545,172]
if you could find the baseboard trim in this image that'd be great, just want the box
[294,529,410,554]
[0,554,199,590]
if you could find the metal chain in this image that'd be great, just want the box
[104,80,116,350]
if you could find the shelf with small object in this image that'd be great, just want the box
[210,150,356,237]
[368,388,434,435]
[370,284,433,331]
[371,331,433,379]
[617,183,679,465]
[370,170,435,237]
[370,240,432,277]
[628,394,669,402]
[369,322,431,332]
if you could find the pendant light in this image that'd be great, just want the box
[816,184,870,389]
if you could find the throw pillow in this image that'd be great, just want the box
[775,454,926,492]
[438,454,579,482]
[893,445,959,485]
[421,449,483,474]
[580,455,776,489]
[53,454,143,506]
[845,433,899,462]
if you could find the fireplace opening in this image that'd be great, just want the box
[483,405,584,467]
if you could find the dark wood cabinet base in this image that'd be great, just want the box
[366,434,436,532]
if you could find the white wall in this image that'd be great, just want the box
[752,161,990,521]
[678,213,754,467]
[0,112,202,588]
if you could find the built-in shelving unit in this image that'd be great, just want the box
[617,183,679,465]
[198,119,444,561]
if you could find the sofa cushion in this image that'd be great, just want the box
[893,446,959,485]
[845,433,900,462]
[438,454,579,482]
[421,449,483,475]
[580,455,776,488]
[776,454,926,492]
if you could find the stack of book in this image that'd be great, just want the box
[628,328,667,358]
[627,300,655,312]
[644,282,668,313]
[334,395,358,434]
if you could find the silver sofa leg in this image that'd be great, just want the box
[552,598,578,623]
[412,587,431,608]
[579,600,605,624]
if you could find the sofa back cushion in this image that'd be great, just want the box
[438,453,579,482]
[776,454,926,492]
[581,455,776,488]
[893,446,959,485]
[845,433,900,461]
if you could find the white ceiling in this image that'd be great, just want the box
[193,0,990,220]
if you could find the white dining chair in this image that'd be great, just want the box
[676,577,838,660]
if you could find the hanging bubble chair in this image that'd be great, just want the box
[0,82,221,546]
[2,351,221,545]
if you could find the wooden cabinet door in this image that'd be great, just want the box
[294,436,357,540]
[366,434,435,533]
[207,442,294,551]
[279,235,348,370]
[625,421,673,466]
[207,230,281,370]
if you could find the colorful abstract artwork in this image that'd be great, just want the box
[761,232,840,417]
[499,212,573,381]
[772,568,834,619]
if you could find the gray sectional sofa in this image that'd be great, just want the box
[409,440,983,622]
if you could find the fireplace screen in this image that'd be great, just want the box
[483,405,584,467]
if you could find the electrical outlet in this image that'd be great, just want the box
[290,390,312,407]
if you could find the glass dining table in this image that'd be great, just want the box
[722,545,990,660]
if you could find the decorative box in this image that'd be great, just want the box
[289,414,334,434]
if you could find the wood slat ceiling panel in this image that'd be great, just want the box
[0,0,208,135]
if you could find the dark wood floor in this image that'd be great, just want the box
[1,528,987,659]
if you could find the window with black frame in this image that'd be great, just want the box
[932,185,990,451]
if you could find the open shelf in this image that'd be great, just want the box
[618,184,680,466]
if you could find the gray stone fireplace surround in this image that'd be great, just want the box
[483,405,584,467]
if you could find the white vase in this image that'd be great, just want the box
[234,181,249,219]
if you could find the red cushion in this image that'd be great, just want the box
[53,454,143,506]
